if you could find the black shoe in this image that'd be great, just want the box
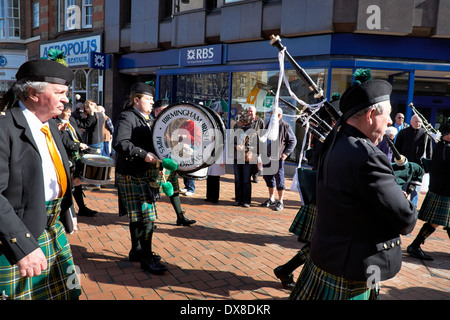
[261,199,276,207]
[176,217,196,226]
[274,201,284,211]
[77,207,98,216]
[141,258,168,274]
[129,251,160,262]
[273,266,295,289]
[407,245,433,261]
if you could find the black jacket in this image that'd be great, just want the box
[113,108,156,177]
[429,140,450,196]
[0,103,73,265]
[54,116,84,158]
[395,126,432,166]
[311,124,417,281]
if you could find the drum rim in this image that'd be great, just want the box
[152,102,226,174]
[81,154,115,166]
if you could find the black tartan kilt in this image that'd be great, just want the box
[289,204,317,243]
[0,199,81,300]
[418,191,450,227]
[289,258,378,300]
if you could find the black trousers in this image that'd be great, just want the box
[206,175,220,202]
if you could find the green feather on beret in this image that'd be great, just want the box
[47,49,68,67]
[353,68,372,85]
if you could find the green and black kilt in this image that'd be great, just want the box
[116,168,178,223]
[418,191,450,227]
[0,199,81,300]
[289,258,378,300]
[289,204,317,243]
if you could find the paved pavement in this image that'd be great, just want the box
[69,166,449,302]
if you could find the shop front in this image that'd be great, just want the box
[0,52,27,98]
[40,33,104,107]
[117,33,450,165]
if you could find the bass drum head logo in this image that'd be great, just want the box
[152,103,226,173]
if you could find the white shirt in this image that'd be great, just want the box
[20,101,62,201]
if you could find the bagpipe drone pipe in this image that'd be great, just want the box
[268,35,423,200]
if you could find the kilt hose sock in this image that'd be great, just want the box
[73,185,86,209]
[280,242,310,274]
[410,222,436,248]
[129,221,154,261]
[169,194,184,219]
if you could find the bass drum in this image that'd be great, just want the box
[178,167,208,181]
[152,103,226,174]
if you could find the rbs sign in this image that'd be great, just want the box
[179,44,224,67]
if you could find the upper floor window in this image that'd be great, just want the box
[82,0,93,28]
[172,0,224,14]
[0,0,21,39]
[61,0,93,31]
[32,1,39,29]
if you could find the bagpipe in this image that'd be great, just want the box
[268,35,423,202]
[269,35,340,143]
[383,134,424,195]
[408,103,441,143]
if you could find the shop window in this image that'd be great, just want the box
[231,68,328,164]
[70,69,101,107]
[329,68,353,101]
[88,69,99,103]
[413,70,450,128]
[159,72,230,126]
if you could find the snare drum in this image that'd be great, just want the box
[80,154,114,185]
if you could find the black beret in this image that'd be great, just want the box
[16,59,74,85]
[339,80,392,118]
[153,99,169,109]
[130,82,155,96]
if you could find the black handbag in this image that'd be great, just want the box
[297,167,317,206]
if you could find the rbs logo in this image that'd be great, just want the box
[180,44,223,66]
[187,48,215,61]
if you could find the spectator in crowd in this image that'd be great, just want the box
[377,126,397,162]
[97,105,114,158]
[55,104,98,217]
[260,107,297,211]
[395,114,432,206]
[232,105,264,208]
[393,112,408,140]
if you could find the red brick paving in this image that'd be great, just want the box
[68,168,449,301]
